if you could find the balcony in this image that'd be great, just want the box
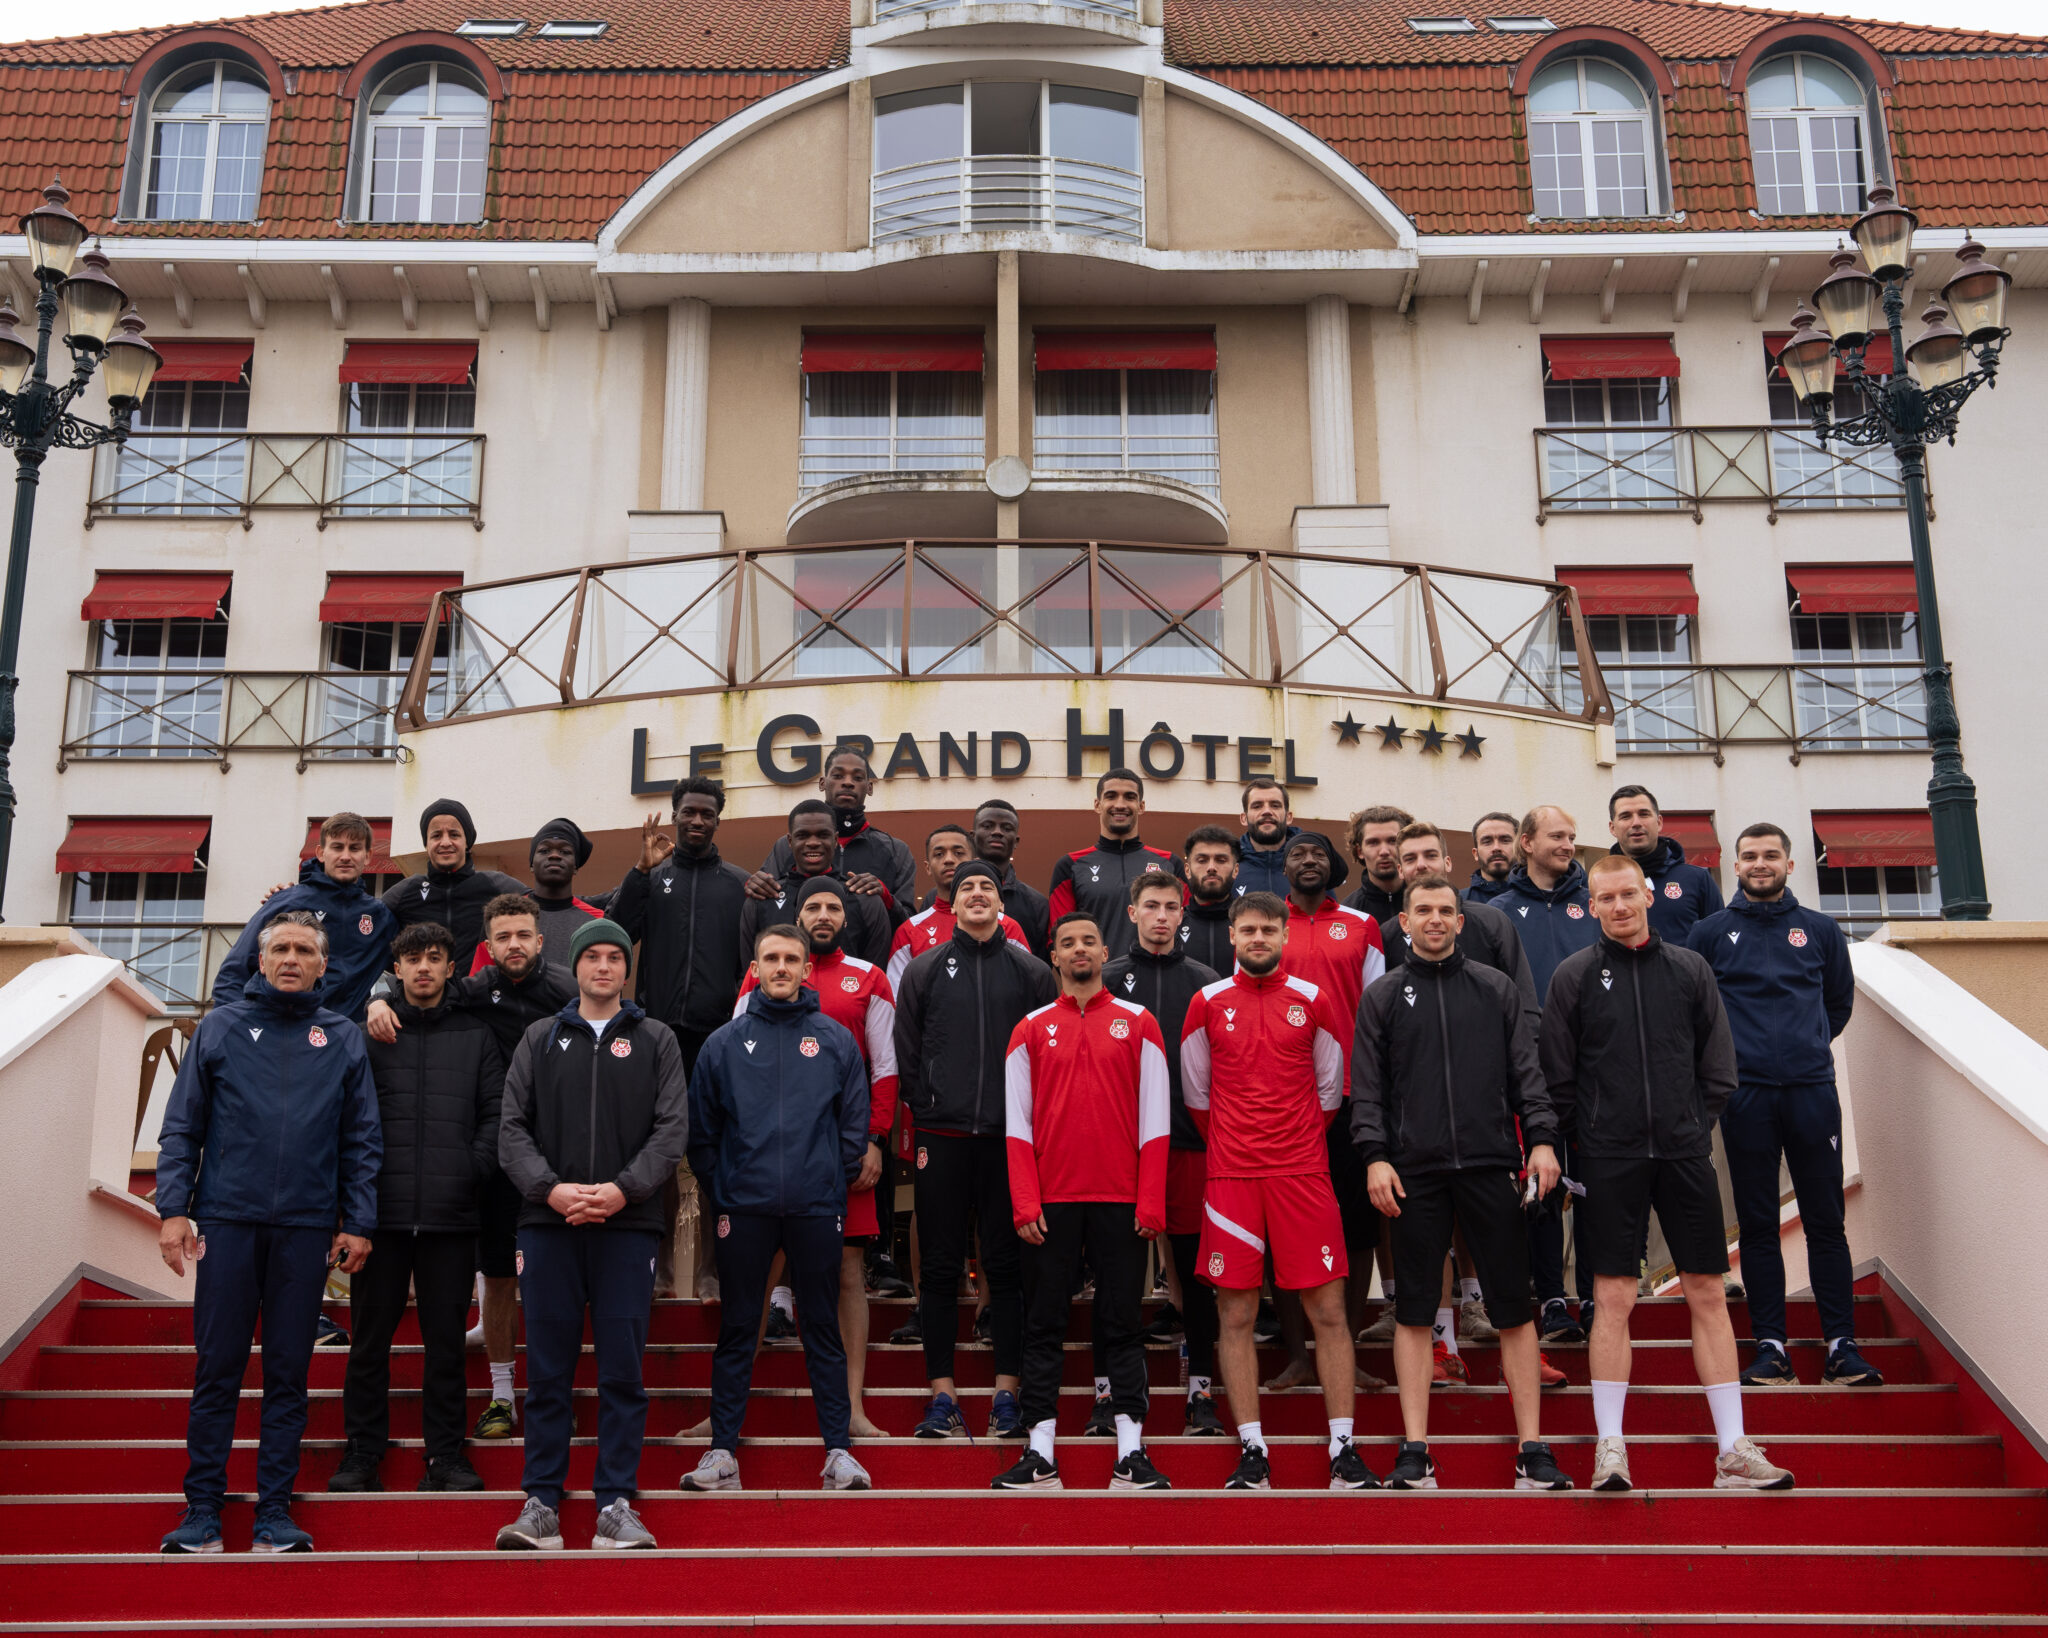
[60,670,417,770]
[873,154,1144,246]
[867,0,1147,45]
[87,432,486,529]
[1599,661,1928,756]
[398,541,1610,727]
[1534,426,1905,520]
[878,0,1138,14]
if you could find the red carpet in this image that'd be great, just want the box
[0,1276,2041,1632]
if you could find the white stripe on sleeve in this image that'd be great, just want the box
[1004,1040,1035,1147]
[866,993,898,1078]
[1312,1024,1344,1111]
[1137,1034,1171,1147]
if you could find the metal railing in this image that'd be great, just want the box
[1033,433,1222,497]
[60,670,418,769]
[876,0,1139,16]
[87,432,486,528]
[396,539,1613,729]
[1534,426,1906,518]
[54,922,244,1014]
[1599,661,1928,755]
[797,432,985,494]
[872,154,1144,244]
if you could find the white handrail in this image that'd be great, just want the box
[873,153,1143,244]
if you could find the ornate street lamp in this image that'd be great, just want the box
[1779,185,2012,921]
[0,180,160,917]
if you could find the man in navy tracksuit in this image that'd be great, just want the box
[1609,786,1725,943]
[1688,822,1878,1388]
[494,919,690,1552]
[682,924,872,1493]
[1233,777,1301,898]
[156,911,381,1555]
[211,812,395,1022]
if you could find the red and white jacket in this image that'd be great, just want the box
[736,949,898,1140]
[1180,968,1345,1179]
[886,897,1029,993]
[1281,897,1385,1072]
[1004,990,1170,1234]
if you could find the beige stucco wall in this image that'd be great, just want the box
[1872,923,2048,1050]
[615,93,852,254]
[1161,92,1396,252]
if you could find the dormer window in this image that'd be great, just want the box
[1749,52,1872,216]
[1527,56,1657,219]
[143,61,268,222]
[358,62,491,224]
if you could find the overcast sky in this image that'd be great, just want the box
[4,0,2045,41]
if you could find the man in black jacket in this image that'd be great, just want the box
[741,800,894,968]
[752,744,916,915]
[1344,805,1413,924]
[494,919,690,1552]
[894,860,1057,1440]
[1178,825,1240,975]
[1352,876,1569,1492]
[1105,868,1224,1435]
[1540,856,1791,1496]
[1047,769,1184,960]
[383,799,528,971]
[331,921,504,1496]
[972,798,1051,960]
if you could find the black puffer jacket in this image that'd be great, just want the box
[1351,950,1551,1173]
[740,866,893,968]
[447,958,577,1061]
[1103,945,1220,1151]
[383,862,529,972]
[364,997,506,1233]
[894,925,1056,1137]
[1539,933,1737,1161]
[609,846,751,1034]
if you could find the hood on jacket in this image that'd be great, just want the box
[552,996,647,1032]
[744,984,824,1023]
[1506,859,1590,905]
[1611,834,1689,875]
[241,975,328,1018]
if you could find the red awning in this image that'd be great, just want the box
[1787,564,1918,614]
[801,332,984,373]
[319,573,462,624]
[1660,811,1722,870]
[1034,331,1217,372]
[1814,810,1936,869]
[1765,330,1896,379]
[300,819,398,876]
[1542,336,1681,381]
[80,571,230,622]
[151,340,253,384]
[339,342,478,385]
[56,817,210,875]
[1558,567,1698,617]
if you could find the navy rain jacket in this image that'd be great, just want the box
[1466,870,1515,906]
[1233,825,1302,899]
[1686,889,1854,1087]
[1498,859,1601,1002]
[1615,834,1725,944]
[211,857,395,1022]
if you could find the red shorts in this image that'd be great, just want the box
[1166,1148,1208,1238]
[1198,1172,1349,1292]
[845,1183,878,1241]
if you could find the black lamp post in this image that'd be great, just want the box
[1778,185,2012,922]
[0,180,161,920]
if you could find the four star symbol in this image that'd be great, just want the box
[1331,712,1485,759]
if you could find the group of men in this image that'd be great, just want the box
[152,748,1868,1552]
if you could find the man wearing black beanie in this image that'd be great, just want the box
[521,817,603,960]
[383,798,526,971]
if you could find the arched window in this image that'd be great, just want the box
[360,62,490,224]
[143,61,268,222]
[1527,57,1656,220]
[1749,52,1871,216]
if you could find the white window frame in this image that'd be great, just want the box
[1031,365,1221,496]
[1527,56,1660,220]
[357,61,491,225]
[797,369,986,494]
[142,60,269,223]
[1814,859,1937,938]
[1747,52,1876,217]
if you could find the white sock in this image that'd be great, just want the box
[1435,1309,1460,1356]
[771,1285,795,1318]
[1704,1381,1745,1455]
[1381,1278,1395,1300]
[489,1361,515,1405]
[1029,1419,1057,1463]
[1327,1416,1354,1461]
[1459,1277,1482,1304]
[1114,1413,1143,1460]
[1093,1375,1110,1399]
[1187,1374,1212,1400]
[1827,1336,1850,1357]
[1238,1419,1266,1455]
[1591,1379,1628,1440]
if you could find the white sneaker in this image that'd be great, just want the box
[464,1323,485,1349]
[1458,1301,1498,1342]
[1714,1436,1795,1491]
[1357,1306,1398,1345]
[821,1448,872,1491]
[681,1447,742,1492]
[1591,1435,1632,1492]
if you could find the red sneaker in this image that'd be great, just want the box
[1539,1352,1567,1388]
[1432,1340,1469,1387]
[1430,1339,1449,1386]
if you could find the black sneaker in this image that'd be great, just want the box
[314,1313,350,1349]
[327,1446,383,1493]
[1514,1440,1573,1491]
[1253,1302,1282,1346]
[1538,1299,1584,1344]
[1329,1439,1382,1491]
[765,1306,797,1345]
[1110,1447,1172,1490]
[1740,1343,1799,1387]
[973,1307,993,1343]
[1082,1395,1116,1437]
[869,1256,912,1299]
[991,1450,1063,1490]
[419,1453,486,1492]
[1183,1392,1227,1436]
[1224,1442,1272,1491]
[889,1314,923,1346]
[1823,1340,1885,1387]
[1142,1302,1185,1343]
[1385,1440,1437,1490]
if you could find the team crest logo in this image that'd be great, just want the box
[358,913,375,935]
[1664,882,1683,899]
[1566,904,1586,919]
[841,975,860,992]
[1788,928,1809,948]
[1208,1252,1226,1279]
[1320,1245,1334,1271]
[1329,923,1348,940]
[717,1215,731,1239]
[916,1147,929,1170]
[799,1036,820,1057]
[610,1038,632,1058]
[307,1027,328,1048]
[1109,1018,1131,1039]
[1285,1004,1308,1027]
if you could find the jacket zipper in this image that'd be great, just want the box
[1432,968,1461,1171]
[1631,958,1655,1160]
[971,943,988,1134]
[775,1018,787,1216]
[588,1021,601,1194]
[680,863,699,1013]
[411,1022,428,1233]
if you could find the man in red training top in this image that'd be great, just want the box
[993,911,1171,1493]
[886,823,1030,992]
[734,876,896,1438]
[1181,891,1381,1492]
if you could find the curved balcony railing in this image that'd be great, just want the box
[872,155,1143,245]
[396,539,1613,730]
[879,0,1138,14]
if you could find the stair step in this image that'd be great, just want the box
[7,1622,2041,1638]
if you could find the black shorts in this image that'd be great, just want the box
[477,1170,521,1279]
[1389,1165,1533,1331]
[1325,1119,1378,1253]
[1577,1155,1729,1279]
